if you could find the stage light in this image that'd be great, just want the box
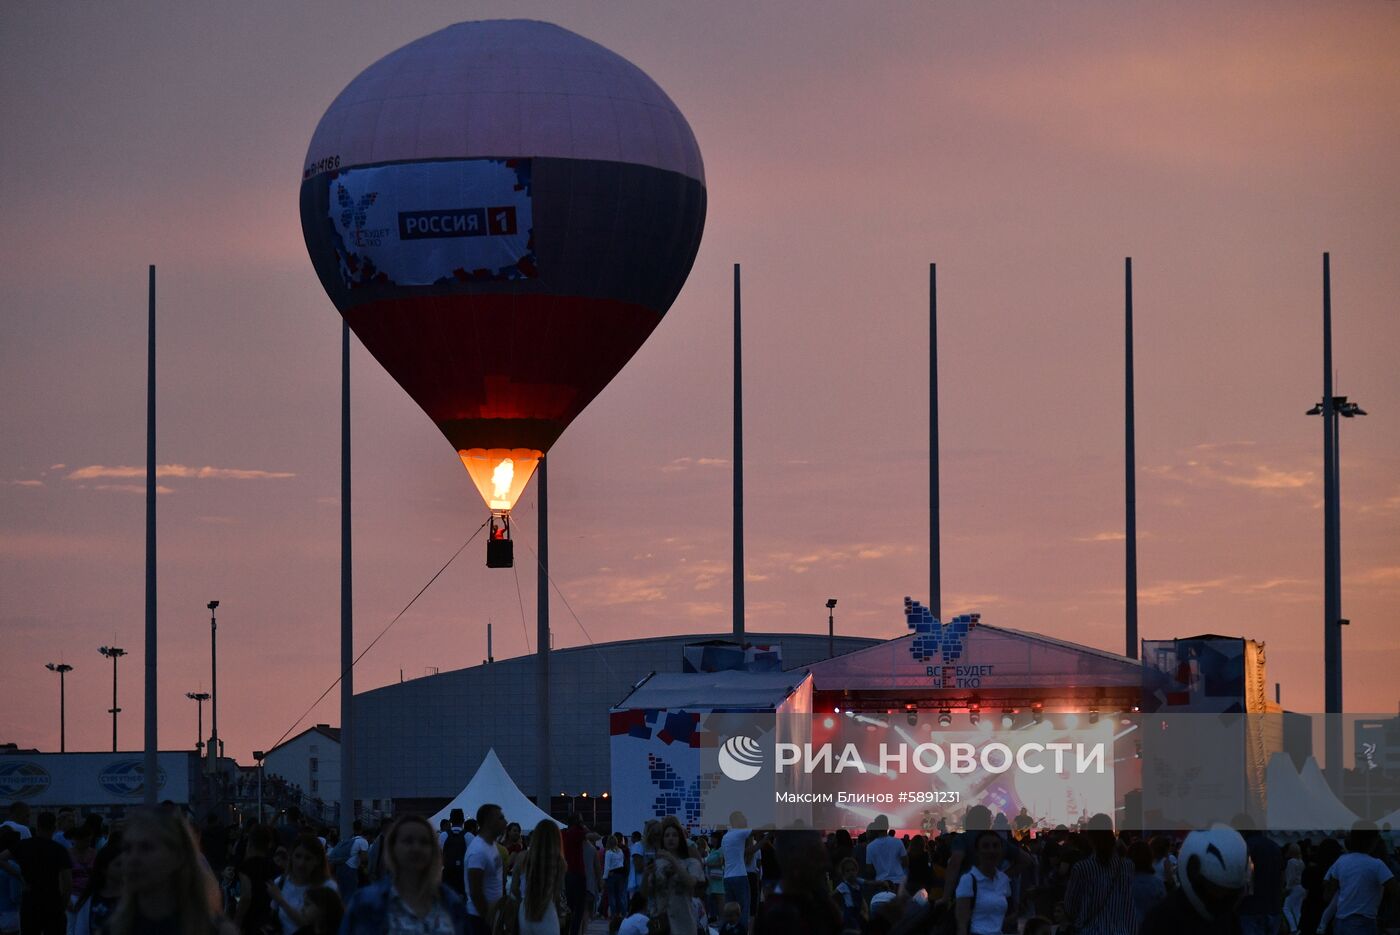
[1089,709,1100,725]
[1031,702,1044,724]
[1001,710,1014,729]
[938,710,952,728]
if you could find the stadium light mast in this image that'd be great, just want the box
[207,601,219,773]
[46,663,73,752]
[99,646,127,751]
[1309,252,1369,792]
[186,691,210,753]
[826,599,838,658]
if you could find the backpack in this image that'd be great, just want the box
[443,829,469,872]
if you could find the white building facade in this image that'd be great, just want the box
[263,724,340,811]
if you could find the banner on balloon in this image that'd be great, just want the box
[327,158,535,287]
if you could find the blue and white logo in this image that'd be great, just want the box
[718,735,764,782]
[906,597,978,665]
[0,761,50,799]
[98,760,166,798]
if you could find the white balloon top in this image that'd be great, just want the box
[305,20,704,184]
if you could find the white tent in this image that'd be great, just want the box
[1266,754,1361,831]
[429,748,562,830]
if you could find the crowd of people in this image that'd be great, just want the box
[0,796,1397,935]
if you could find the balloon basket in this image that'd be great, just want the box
[486,513,513,569]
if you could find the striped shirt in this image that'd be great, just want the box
[1064,854,1135,935]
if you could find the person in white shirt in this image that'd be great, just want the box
[626,831,644,898]
[334,819,369,900]
[1323,825,1398,933]
[954,831,1013,935]
[865,821,908,887]
[720,813,758,929]
[616,892,650,935]
[0,803,31,841]
[603,834,627,918]
[466,803,506,924]
[268,834,339,934]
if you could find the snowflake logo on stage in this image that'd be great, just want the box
[647,753,721,828]
[336,184,378,231]
[906,597,978,665]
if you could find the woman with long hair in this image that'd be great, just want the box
[602,832,628,922]
[643,816,703,935]
[107,808,235,935]
[513,819,566,935]
[339,814,469,935]
[72,832,124,935]
[269,834,337,934]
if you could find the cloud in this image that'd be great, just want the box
[661,457,729,473]
[92,484,175,495]
[1356,566,1400,588]
[856,546,895,560]
[1240,577,1307,593]
[1147,451,1313,494]
[1075,531,1126,542]
[1139,579,1233,605]
[8,479,44,488]
[1360,493,1400,515]
[0,531,123,559]
[689,560,730,592]
[1221,467,1312,490]
[678,601,727,619]
[942,593,1009,614]
[66,464,295,481]
[49,464,66,470]
[568,573,669,606]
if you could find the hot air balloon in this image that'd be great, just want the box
[300,20,706,565]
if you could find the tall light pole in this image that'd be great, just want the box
[1307,390,1366,786]
[99,646,126,751]
[732,263,745,639]
[826,599,838,659]
[1308,252,1370,792]
[144,264,159,806]
[186,691,210,753]
[1124,257,1139,659]
[46,663,73,752]
[207,601,219,774]
[929,262,941,622]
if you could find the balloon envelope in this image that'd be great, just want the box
[300,20,706,511]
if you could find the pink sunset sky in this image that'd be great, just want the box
[2,2,1397,763]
